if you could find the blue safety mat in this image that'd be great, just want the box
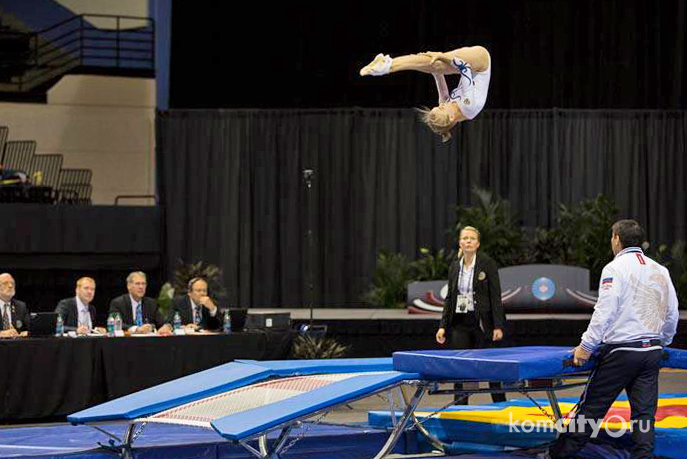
[211,371,418,440]
[664,347,687,369]
[393,346,687,381]
[393,346,593,381]
[69,358,394,424]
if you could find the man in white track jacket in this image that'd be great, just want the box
[550,219,679,459]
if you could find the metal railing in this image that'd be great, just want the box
[0,14,154,92]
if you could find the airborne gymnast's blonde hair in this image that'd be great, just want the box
[416,103,454,143]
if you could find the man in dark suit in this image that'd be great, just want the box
[170,278,220,331]
[0,272,30,338]
[55,277,105,335]
[109,271,172,336]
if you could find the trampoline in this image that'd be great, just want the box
[67,346,687,459]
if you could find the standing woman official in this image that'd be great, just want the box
[436,226,507,403]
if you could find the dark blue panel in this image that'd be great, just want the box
[394,346,687,381]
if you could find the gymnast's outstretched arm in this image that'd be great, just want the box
[432,73,450,104]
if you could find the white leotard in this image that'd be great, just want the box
[448,55,491,120]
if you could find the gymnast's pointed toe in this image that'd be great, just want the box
[360,53,392,76]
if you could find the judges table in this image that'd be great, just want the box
[0,330,295,423]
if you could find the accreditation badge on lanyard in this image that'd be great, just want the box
[455,260,475,313]
[455,293,474,313]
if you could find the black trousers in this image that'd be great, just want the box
[550,348,662,459]
[449,323,507,404]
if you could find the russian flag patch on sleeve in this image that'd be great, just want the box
[601,277,613,289]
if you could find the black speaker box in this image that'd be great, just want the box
[228,308,247,332]
[244,311,290,330]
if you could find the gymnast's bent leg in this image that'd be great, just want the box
[360,52,456,76]
[359,46,489,76]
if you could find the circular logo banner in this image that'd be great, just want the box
[532,277,556,301]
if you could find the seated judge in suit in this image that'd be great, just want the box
[0,273,29,338]
[55,277,106,335]
[109,271,173,336]
[170,278,220,331]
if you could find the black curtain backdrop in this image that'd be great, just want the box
[170,0,687,109]
[0,205,163,320]
[157,109,687,308]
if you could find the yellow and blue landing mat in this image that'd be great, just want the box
[370,394,687,458]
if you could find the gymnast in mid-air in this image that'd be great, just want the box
[360,46,491,142]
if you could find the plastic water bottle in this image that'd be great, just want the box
[223,310,231,334]
[114,313,122,332]
[106,314,115,337]
[55,314,64,337]
[173,312,182,330]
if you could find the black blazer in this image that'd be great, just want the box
[2,299,30,332]
[440,252,506,336]
[169,295,220,330]
[55,297,97,330]
[109,294,167,329]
